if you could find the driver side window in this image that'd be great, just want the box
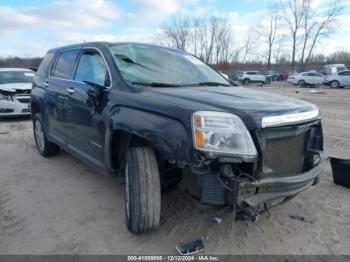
[75,50,110,87]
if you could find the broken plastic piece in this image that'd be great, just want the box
[212,216,223,224]
[176,239,205,255]
[330,157,350,189]
[289,214,317,224]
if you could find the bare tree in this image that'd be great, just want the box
[256,11,281,70]
[300,0,341,68]
[280,0,306,70]
[157,16,234,64]
[160,17,191,50]
[240,35,255,64]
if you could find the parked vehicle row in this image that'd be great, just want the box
[232,64,349,88]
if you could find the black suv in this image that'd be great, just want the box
[32,42,325,233]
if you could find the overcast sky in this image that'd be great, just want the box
[0,0,350,58]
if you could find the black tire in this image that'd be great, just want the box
[330,81,340,88]
[125,147,161,233]
[243,78,250,85]
[298,80,306,87]
[33,113,60,157]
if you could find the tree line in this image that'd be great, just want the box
[0,0,345,72]
[156,0,342,71]
[0,57,42,69]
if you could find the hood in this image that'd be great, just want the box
[145,86,319,129]
[0,83,32,93]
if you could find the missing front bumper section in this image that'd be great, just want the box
[238,158,326,209]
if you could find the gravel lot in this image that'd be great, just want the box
[1,83,350,255]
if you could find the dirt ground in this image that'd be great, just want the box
[1,83,350,255]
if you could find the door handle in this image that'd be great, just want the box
[67,87,75,94]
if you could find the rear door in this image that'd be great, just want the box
[45,49,80,144]
[256,72,266,82]
[247,72,257,81]
[303,73,313,84]
[309,72,322,84]
[64,48,111,167]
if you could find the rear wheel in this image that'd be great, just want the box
[125,147,161,233]
[33,114,60,157]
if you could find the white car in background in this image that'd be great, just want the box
[287,71,324,86]
[0,68,34,117]
[324,70,350,88]
[238,71,266,85]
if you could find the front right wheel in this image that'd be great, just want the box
[125,147,161,233]
[298,80,306,87]
[330,81,340,88]
[243,78,250,85]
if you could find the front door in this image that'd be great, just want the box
[341,71,350,86]
[64,48,111,168]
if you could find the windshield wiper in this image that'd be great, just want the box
[131,81,181,87]
[196,81,230,86]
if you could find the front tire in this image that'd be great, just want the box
[125,147,161,233]
[298,80,306,87]
[33,114,60,157]
[330,81,340,88]
[243,78,250,85]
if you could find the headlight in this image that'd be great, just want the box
[0,94,13,101]
[192,111,257,159]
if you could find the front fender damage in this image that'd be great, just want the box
[105,107,197,173]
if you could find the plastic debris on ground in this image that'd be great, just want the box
[330,157,350,189]
[289,214,317,224]
[212,216,223,224]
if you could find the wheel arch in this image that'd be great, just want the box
[104,107,195,173]
[31,101,41,116]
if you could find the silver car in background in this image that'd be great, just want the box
[0,68,34,117]
[287,71,324,86]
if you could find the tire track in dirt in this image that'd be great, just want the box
[0,177,26,252]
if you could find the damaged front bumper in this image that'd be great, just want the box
[0,96,31,116]
[238,157,326,209]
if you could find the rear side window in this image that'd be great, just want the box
[37,52,54,76]
[339,71,350,76]
[52,49,80,79]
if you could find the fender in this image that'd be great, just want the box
[105,107,196,172]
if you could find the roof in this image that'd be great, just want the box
[48,41,184,54]
[0,68,33,72]
[324,64,346,67]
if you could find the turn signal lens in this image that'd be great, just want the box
[194,130,205,148]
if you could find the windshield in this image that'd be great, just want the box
[109,43,230,87]
[0,71,34,84]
